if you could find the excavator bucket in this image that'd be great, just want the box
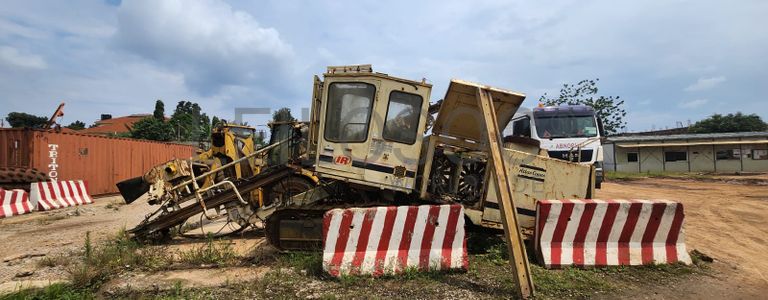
[116,176,149,204]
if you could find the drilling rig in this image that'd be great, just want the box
[117,65,595,250]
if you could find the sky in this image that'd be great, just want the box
[0,0,766,132]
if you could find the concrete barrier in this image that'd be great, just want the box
[29,180,93,211]
[323,205,468,277]
[0,188,33,218]
[534,199,691,268]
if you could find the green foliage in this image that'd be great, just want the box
[65,120,86,130]
[540,79,627,135]
[272,107,296,123]
[689,112,768,133]
[5,112,48,128]
[177,236,237,266]
[130,117,175,141]
[169,101,211,142]
[153,99,166,120]
[0,283,93,300]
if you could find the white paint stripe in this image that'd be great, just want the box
[583,199,607,265]
[429,205,451,270]
[60,182,75,207]
[407,206,430,267]
[606,200,630,265]
[322,210,343,265]
[628,202,653,265]
[340,209,366,274]
[13,191,25,215]
[450,207,465,268]
[361,207,387,273]
[78,181,93,203]
[383,206,409,272]
[1,192,11,217]
[69,181,84,205]
[560,199,585,266]
[539,202,562,266]
[652,203,676,264]
[41,182,56,210]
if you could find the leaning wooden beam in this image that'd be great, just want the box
[476,87,535,298]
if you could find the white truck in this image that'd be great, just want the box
[505,105,604,188]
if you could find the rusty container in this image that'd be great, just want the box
[0,129,196,195]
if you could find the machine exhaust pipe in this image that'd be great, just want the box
[116,176,150,204]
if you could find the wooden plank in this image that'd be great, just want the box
[476,87,535,298]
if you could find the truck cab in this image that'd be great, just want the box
[506,105,604,188]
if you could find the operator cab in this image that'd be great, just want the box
[309,65,432,192]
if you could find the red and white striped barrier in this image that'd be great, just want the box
[0,188,34,218]
[29,181,93,211]
[323,205,468,277]
[535,199,691,268]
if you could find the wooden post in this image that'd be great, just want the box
[476,87,535,298]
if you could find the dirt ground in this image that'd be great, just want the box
[1,175,767,298]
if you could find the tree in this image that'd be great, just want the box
[153,100,165,120]
[272,107,296,123]
[5,112,48,128]
[169,101,210,142]
[689,112,768,133]
[66,120,86,130]
[130,117,175,141]
[539,79,627,135]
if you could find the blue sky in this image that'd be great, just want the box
[1,0,766,132]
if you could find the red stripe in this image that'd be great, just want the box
[441,205,461,269]
[595,201,620,265]
[665,203,685,263]
[20,191,31,214]
[418,206,441,270]
[617,202,643,265]
[329,210,354,277]
[38,182,55,210]
[641,203,668,264]
[373,207,398,276]
[350,208,376,274]
[61,181,76,207]
[396,206,420,272]
[9,190,20,216]
[65,181,78,205]
[76,181,91,203]
[550,199,574,266]
[573,201,597,265]
[0,190,7,218]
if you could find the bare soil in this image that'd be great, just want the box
[1,176,767,298]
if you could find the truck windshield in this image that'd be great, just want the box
[534,114,598,138]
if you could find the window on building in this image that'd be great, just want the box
[627,152,638,162]
[664,151,687,162]
[382,91,422,144]
[753,149,768,160]
[511,117,531,138]
[716,149,741,160]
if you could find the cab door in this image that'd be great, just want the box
[363,82,430,192]
[316,79,379,179]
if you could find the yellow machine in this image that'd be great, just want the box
[119,65,594,246]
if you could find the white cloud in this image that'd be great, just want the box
[679,99,709,108]
[684,76,727,92]
[0,46,46,69]
[113,0,295,95]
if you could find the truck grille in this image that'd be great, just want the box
[547,149,593,162]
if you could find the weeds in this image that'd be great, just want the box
[0,283,93,300]
[177,235,238,266]
[276,252,323,276]
[37,254,72,268]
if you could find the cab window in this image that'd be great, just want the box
[324,82,376,142]
[511,117,531,138]
[383,91,422,144]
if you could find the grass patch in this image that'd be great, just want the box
[0,283,93,300]
[275,252,323,276]
[177,235,238,267]
[36,253,73,268]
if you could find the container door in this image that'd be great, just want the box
[317,80,379,177]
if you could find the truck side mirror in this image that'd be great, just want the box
[596,116,605,137]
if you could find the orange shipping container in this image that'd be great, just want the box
[0,129,196,195]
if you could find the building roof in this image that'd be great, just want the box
[607,131,768,143]
[79,114,152,135]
